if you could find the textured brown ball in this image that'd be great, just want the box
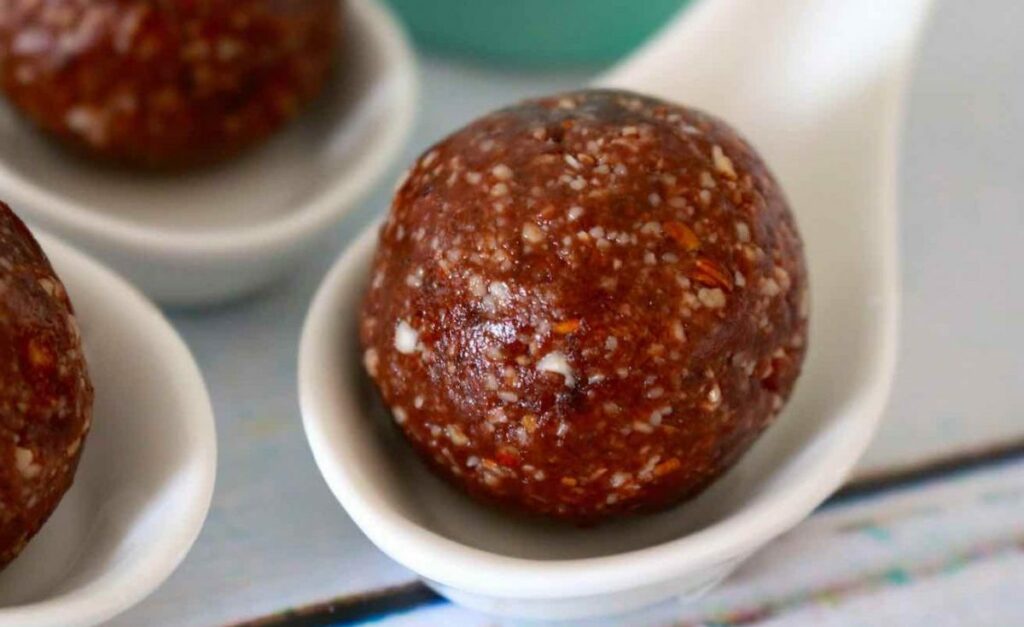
[360,89,808,522]
[0,202,93,567]
[0,0,339,168]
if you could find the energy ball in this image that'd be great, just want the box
[360,89,808,522]
[0,202,93,567]
[0,0,340,168]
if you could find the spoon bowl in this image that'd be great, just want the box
[0,0,416,306]
[0,233,216,626]
[301,0,930,618]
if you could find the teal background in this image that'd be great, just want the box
[383,0,692,66]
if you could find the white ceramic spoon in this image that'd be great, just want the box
[0,0,416,306]
[0,233,216,626]
[300,0,931,619]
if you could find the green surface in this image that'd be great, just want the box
[385,0,692,66]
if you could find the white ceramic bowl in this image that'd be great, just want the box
[0,233,217,627]
[299,215,897,620]
[0,0,416,306]
[298,0,927,617]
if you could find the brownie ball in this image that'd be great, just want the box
[0,202,93,567]
[360,89,808,522]
[0,0,339,168]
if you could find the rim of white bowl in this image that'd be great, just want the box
[0,233,217,627]
[0,0,417,263]
[300,189,900,599]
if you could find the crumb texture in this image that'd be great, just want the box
[361,89,808,522]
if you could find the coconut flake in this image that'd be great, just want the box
[394,320,419,354]
[537,351,576,387]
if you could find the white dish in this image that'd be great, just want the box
[0,233,217,627]
[0,0,416,306]
[300,0,930,620]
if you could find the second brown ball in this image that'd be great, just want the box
[0,201,93,568]
[0,0,340,169]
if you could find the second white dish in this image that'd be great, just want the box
[0,0,416,306]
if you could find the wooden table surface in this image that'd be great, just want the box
[111,0,1024,624]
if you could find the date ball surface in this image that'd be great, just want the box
[360,89,808,522]
[0,202,93,567]
[0,0,339,168]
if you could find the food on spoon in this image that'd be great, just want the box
[0,201,93,567]
[0,0,340,169]
[360,89,808,522]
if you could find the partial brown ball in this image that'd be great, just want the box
[0,201,93,567]
[360,89,808,522]
[0,0,340,168]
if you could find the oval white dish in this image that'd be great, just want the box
[300,0,930,620]
[0,0,416,306]
[0,233,217,627]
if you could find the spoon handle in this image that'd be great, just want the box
[598,0,933,111]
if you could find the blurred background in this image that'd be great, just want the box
[385,0,691,66]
